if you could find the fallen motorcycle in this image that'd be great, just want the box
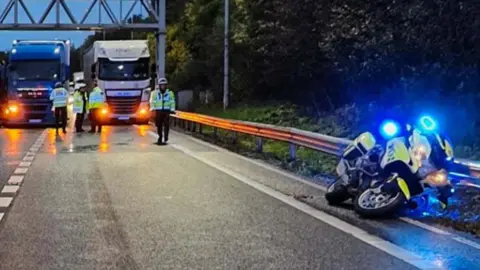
[326,116,455,217]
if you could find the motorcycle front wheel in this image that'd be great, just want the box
[353,185,406,218]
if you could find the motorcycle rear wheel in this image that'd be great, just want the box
[353,187,406,218]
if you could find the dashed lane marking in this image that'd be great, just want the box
[1,186,19,194]
[0,198,13,208]
[23,156,34,161]
[0,129,47,224]
[14,168,28,175]
[7,176,24,185]
[18,162,31,167]
[145,129,440,270]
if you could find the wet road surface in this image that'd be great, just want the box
[0,124,477,269]
[0,128,45,187]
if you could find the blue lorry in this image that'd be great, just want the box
[0,40,71,125]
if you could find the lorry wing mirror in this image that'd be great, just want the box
[90,65,95,73]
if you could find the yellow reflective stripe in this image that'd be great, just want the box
[396,177,411,200]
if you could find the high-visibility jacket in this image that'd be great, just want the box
[149,89,175,111]
[49,87,69,108]
[72,91,85,114]
[88,87,106,110]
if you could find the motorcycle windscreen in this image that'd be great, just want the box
[342,132,376,160]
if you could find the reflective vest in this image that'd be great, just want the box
[88,87,106,110]
[49,87,68,108]
[149,89,175,111]
[72,92,85,114]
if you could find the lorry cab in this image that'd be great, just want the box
[83,40,151,124]
[4,40,70,125]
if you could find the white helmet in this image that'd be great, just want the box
[158,77,168,85]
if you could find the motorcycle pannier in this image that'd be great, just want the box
[343,132,376,160]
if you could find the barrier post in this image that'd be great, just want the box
[232,131,237,144]
[256,137,263,153]
[289,143,297,160]
[213,127,218,140]
[199,124,203,134]
[192,122,197,133]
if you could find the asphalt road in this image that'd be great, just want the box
[0,128,44,187]
[0,124,477,269]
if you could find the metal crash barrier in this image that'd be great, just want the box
[170,111,480,179]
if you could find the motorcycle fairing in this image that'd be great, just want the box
[380,137,420,174]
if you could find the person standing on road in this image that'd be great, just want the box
[49,82,68,134]
[149,77,176,145]
[73,86,87,133]
[88,80,106,133]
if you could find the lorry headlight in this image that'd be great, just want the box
[5,104,19,115]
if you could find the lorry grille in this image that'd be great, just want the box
[19,97,52,119]
[106,96,142,115]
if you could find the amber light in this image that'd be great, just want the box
[425,170,449,187]
[101,108,108,115]
[5,104,19,115]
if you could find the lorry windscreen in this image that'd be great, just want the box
[10,60,60,81]
[98,58,149,81]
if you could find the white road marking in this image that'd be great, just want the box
[0,198,13,208]
[7,175,24,185]
[2,186,19,194]
[146,130,439,270]
[169,128,480,250]
[0,129,47,225]
[401,217,480,250]
[23,156,34,161]
[170,129,329,192]
[14,168,28,174]
[18,162,32,167]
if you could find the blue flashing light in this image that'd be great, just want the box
[419,115,437,131]
[380,120,400,138]
[450,188,455,194]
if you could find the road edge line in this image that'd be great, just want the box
[146,129,439,270]
[167,127,480,251]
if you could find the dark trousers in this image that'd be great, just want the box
[89,108,102,132]
[155,110,170,142]
[54,106,67,131]
[75,113,84,131]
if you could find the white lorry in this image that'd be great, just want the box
[83,40,151,124]
[73,72,85,91]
